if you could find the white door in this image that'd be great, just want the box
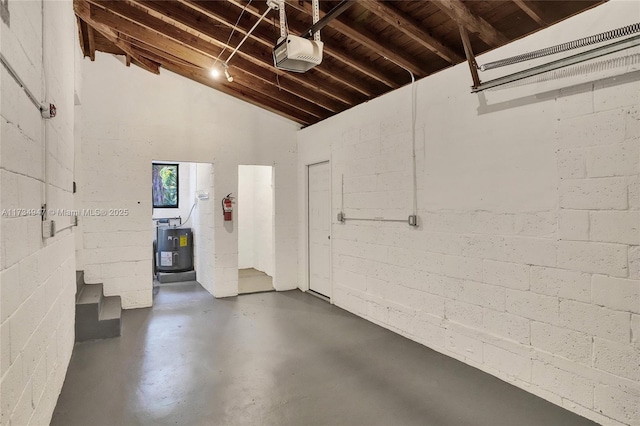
[308,161,331,298]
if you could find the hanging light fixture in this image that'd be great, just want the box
[224,66,233,82]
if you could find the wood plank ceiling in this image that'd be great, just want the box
[75,0,606,126]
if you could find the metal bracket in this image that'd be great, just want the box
[472,34,640,92]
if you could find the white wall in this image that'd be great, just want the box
[297,1,640,425]
[192,163,215,291]
[1,1,77,424]
[238,165,274,276]
[78,53,299,307]
[238,166,255,269]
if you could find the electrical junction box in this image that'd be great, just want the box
[273,35,323,73]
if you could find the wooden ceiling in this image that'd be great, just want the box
[75,0,606,126]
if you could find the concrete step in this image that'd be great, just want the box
[157,270,196,283]
[75,272,122,342]
[77,283,103,306]
[99,296,121,321]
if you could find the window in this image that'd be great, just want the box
[152,163,179,208]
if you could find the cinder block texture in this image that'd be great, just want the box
[0,2,76,425]
[79,47,300,305]
[297,2,640,424]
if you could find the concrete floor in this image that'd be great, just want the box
[52,282,596,426]
[238,268,274,294]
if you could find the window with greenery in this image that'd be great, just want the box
[152,163,179,208]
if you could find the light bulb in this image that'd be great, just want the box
[210,67,221,78]
[224,69,233,83]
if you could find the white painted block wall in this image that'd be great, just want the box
[1,1,76,424]
[192,163,215,294]
[78,54,299,306]
[297,1,639,424]
[238,165,274,276]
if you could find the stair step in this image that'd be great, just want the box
[74,271,122,342]
[77,283,103,305]
[99,296,121,321]
[76,271,85,301]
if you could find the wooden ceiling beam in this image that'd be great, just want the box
[87,25,96,61]
[126,32,343,113]
[285,0,426,78]
[133,40,330,120]
[118,42,160,74]
[77,16,89,57]
[359,0,463,65]
[75,1,161,74]
[85,2,215,68]
[223,0,399,89]
[431,0,508,47]
[458,25,480,88]
[130,1,348,110]
[160,58,314,125]
[77,1,327,123]
[177,0,380,97]
[116,0,359,106]
[512,0,547,26]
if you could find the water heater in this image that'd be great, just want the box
[156,227,194,272]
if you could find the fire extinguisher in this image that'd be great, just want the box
[222,193,234,221]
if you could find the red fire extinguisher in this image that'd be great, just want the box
[222,193,234,221]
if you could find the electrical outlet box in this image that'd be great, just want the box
[337,212,345,222]
[42,220,56,238]
[408,215,418,227]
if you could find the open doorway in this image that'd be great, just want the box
[152,161,215,293]
[237,165,275,294]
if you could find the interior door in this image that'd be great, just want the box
[308,161,331,298]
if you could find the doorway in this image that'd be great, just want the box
[151,161,215,294]
[237,165,275,294]
[307,161,331,299]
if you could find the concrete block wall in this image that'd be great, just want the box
[297,1,639,424]
[78,54,299,306]
[192,163,215,294]
[1,1,76,424]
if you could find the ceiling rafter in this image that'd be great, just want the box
[77,16,89,57]
[76,2,161,73]
[160,57,315,125]
[175,0,380,97]
[113,0,359,107]
[120,42,161,74]
[285,0,427,77]
[74,0,608,125]
[129,0,351,111]
[124,41,331,121]
[125,29,343,114]
[132,40,317,125]
[84,1,338,119]
[431,0,508,47]
[76,1,318,123]
[512,0,547,26]
[224,0,400,89]
[87,25,97,61]
[359,0,463,65]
